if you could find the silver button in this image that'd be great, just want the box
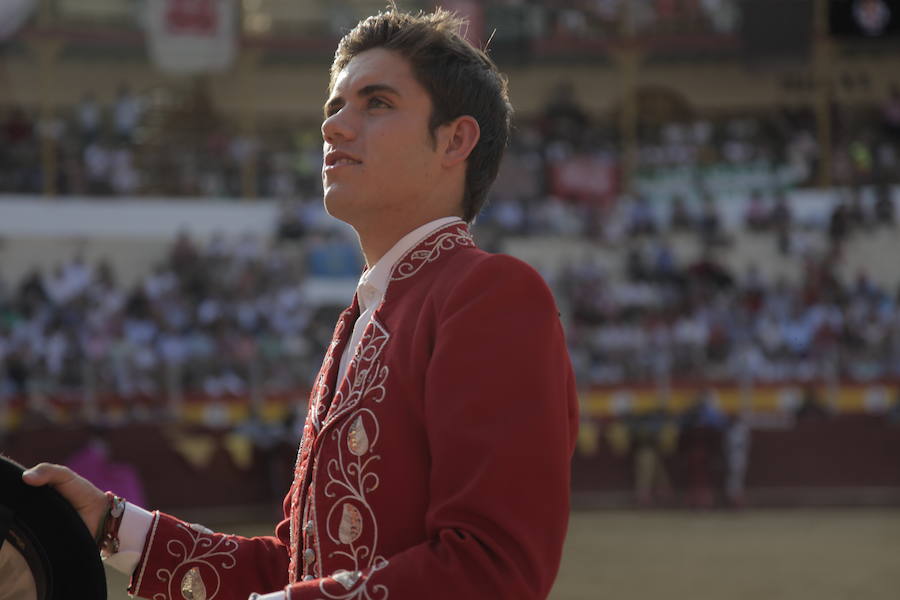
[304,520,314,535]
[304,548,315,565]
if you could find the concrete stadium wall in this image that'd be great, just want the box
[0,196,279,286]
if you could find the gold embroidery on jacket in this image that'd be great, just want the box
[347,416,370,456]
[180,567,206,600]
[338,503,363,544]
[153,524,238,600]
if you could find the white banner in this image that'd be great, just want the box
[0,0,37,41]
[142,0,237,74]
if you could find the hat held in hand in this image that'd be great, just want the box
[0,455,107,600]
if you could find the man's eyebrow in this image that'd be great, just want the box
[323,83,402,117]
[357,83,402,98]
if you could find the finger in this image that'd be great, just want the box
[21,463,75,487]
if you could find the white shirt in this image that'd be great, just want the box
[108,216,464,600]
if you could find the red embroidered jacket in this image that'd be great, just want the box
[129,223,579,600]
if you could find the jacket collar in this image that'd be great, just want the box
[357,216,463,312]
[385,220,475,285]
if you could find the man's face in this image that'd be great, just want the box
[322,48,441,229]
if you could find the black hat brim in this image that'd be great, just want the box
[0,455,107,600]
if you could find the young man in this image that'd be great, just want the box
[23,8,578,600]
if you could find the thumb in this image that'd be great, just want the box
[21,466,45,485]
[22,463,72,487]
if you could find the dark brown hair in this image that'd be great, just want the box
[330,7,513,223]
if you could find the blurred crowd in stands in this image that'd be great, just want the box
[0,230,363,408]
[560,215,900,387]
[3,77,900,417]
[0,83,324,199]
[2,186,899,409]
[4,80,900,206]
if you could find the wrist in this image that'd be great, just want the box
[94,502,109,543]
[97,492,126,559]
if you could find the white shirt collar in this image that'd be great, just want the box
[356,216,463,312]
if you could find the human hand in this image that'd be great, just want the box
[21,463,108,539]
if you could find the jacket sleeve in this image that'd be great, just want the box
[128,494,293,599]
[282,254,580,600]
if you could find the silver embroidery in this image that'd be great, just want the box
[290,312,351,580]
[331,570,362,590]
[153,524,238,600]
[312,317,349,432]
[390,226,474,281]
[318,559,389,600]
[321,321,389,429]
[316,318,392,600]
[308,461,324,579]
[293,224,469,587]
[189,523,213,535]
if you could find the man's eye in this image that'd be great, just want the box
[368,97,390,109]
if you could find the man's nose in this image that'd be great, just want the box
[322,109,356,144]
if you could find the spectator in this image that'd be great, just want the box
[628,403,676,507]
[112,83,143,143]
[83,138,113,195]
[541,81,589,144]
[110,144,140,195]
[770,189,794,254]
[795,385,830,421]
[276,199,307,241]
[626,195,658,236]
[3,106,33,144]
[723,412,750,508]
[828,200,851,252]
[680,387,727,508]
[847,187,870,230]
[698,194,724,246]
[874,183,895,226]
[887,386,900,425]
[669,194,695,231]
[75,92,103,145]
[881,84,900,141]
[744,189,769,231]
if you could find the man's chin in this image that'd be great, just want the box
[323,192,358,225]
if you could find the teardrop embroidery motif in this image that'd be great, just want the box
[347,415,369,456]
[331,569,362,590]
[180,566,206,600]
[338,503,363,544]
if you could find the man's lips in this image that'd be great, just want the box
[324,150,362,168]
[326,158,361,168]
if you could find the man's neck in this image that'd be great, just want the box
[358,232,400,269]
[357,215,463,268]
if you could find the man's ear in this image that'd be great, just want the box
[439,115,480,168]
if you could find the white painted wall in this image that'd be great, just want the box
[0,196,280,238]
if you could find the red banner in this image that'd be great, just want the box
[548,155,620,206]
[144,0,237,74]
